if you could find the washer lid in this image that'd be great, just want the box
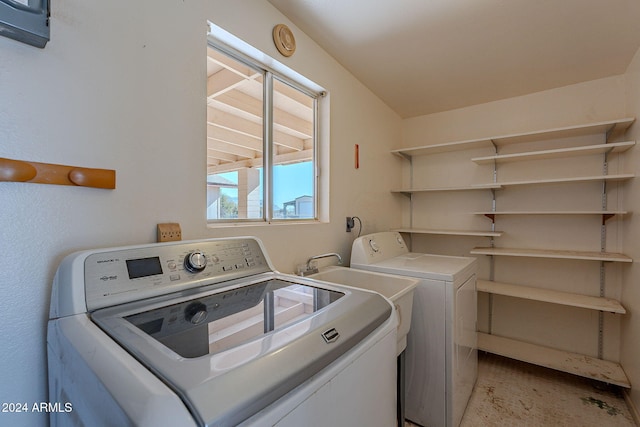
[91,273,392,427]
[353,252,477,282]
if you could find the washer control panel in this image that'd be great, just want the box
[84,238,270,311]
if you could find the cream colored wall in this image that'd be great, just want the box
[622,46,640,416]
[0,1,402,425]
[401,77,628,359]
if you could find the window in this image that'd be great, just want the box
[206,24,324,223]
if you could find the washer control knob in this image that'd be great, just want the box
[184,251,207,273]
[369,239,380,252]
[185,302,208,325]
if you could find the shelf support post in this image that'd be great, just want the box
[490,141,498,335]
[597,151,610,360]
[490,139,498,184]
[409,156,414,232]
[488,182,497,335]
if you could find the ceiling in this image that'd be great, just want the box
[268,0,640,118]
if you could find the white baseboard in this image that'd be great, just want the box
[623,389,640,426]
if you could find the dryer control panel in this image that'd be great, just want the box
[83,238,270,311]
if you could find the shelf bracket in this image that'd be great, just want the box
[483,213,496,222]
[602,213,615,224]
[397,152,412,162]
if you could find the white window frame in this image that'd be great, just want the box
[206,22,328,226]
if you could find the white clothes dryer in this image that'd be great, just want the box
[351,231,478,427]
[48,237,397,427]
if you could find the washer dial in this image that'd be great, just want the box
[184,302,208,325]
[184,251,207,273]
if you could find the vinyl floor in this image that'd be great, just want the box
[406,352,636,427]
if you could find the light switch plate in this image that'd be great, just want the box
[157,223,182,242]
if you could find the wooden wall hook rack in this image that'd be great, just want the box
[0,157,116,189]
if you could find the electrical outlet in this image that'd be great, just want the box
[346,217,355,232]
[157,223,182,242]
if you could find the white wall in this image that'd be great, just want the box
[0,1,402,425]
[622,45,640,418]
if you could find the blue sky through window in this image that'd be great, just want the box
[214,162,313,209]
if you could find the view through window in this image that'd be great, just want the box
[206,41,318,222]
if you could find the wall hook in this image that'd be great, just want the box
[0,157,116,189]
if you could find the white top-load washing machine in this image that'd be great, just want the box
[48,237,397,427]
[351,231,477,427]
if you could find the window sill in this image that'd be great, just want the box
[207,219,326,229]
